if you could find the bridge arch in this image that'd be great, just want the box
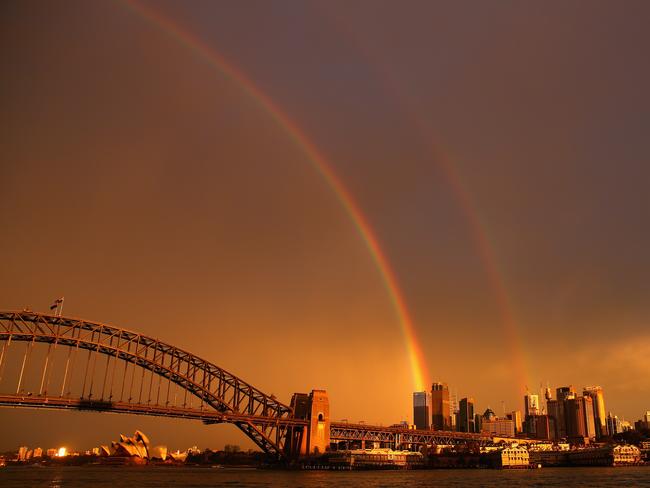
[0,310,302,458]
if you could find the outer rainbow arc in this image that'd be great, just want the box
[434,149,531,394]
[121,0,430,392]
[315,8,532,395]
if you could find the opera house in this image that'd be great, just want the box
[102,430,168,464]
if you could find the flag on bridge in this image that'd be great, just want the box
[50,297,64,314]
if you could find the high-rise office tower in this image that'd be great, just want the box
[449,390,459,429]
[544,386,553,402]
[524,393,540,417]
[547,399,563,439]
[474,413,483,433]
[431,382,452,430]
[565,395,596,441]
[582,396,596,440]
[413,391,431,430]
[458,397,475,433]
[583,386,607,439]
[507,410,523,434]
[607,412,623,435]
[556,385,576,402]
[534,415,554,440]
[552,386,576,439]
[523,393,540,434]
[634,412,650,432]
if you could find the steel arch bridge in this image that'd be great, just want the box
[0,310,307,459]
[0,310,497,459]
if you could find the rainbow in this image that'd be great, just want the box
[120,0,430,391]
[378,76,533,396]
[318,12,533,393]
[432,149,532,394]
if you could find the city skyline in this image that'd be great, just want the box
[3,371,648,454]
[2,0,650,451]
[411,379,646,443]
[5,365,649,454]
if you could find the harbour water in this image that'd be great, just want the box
[1,466,649,487]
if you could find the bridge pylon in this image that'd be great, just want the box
[287,389,330,457]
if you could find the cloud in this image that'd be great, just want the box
[574,335,650,394]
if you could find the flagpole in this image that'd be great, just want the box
[58,297,64,317]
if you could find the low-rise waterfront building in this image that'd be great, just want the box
[17,447,28,462]
[529,443,570,467]
[567,445,642,466]
[529,449,568,467]
[328,448,423,469]
[486,446,530,469]
[639,441,650,463]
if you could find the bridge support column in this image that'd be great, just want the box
[289,389,330,456]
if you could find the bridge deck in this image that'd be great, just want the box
[0,394,308,427]
[0,394,498,445]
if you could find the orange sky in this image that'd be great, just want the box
[1,0,649,451]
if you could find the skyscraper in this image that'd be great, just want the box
[551,386,576,439]
[583,386,607,439]
[458,397,475,433]
[547,399,563,439]
[556,385,576,402]
[474,413,483,433]
[607,412,623,436]
[565,395,596,442]
[449,390,459,430]
[507,410,523,434]
[634,411,650,432]
[413,391,431,430]
[544,386,553,402]
[524,393,540,434]
[524,393,540,417]
[582,396,596,440]
[534,415,553,440]
[431,382,452,430]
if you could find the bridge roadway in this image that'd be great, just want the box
[0,394,308,427]
[0,393,492,446]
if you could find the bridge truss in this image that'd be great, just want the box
[330,422,492,448]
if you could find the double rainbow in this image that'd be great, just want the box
[122,0,431,391]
